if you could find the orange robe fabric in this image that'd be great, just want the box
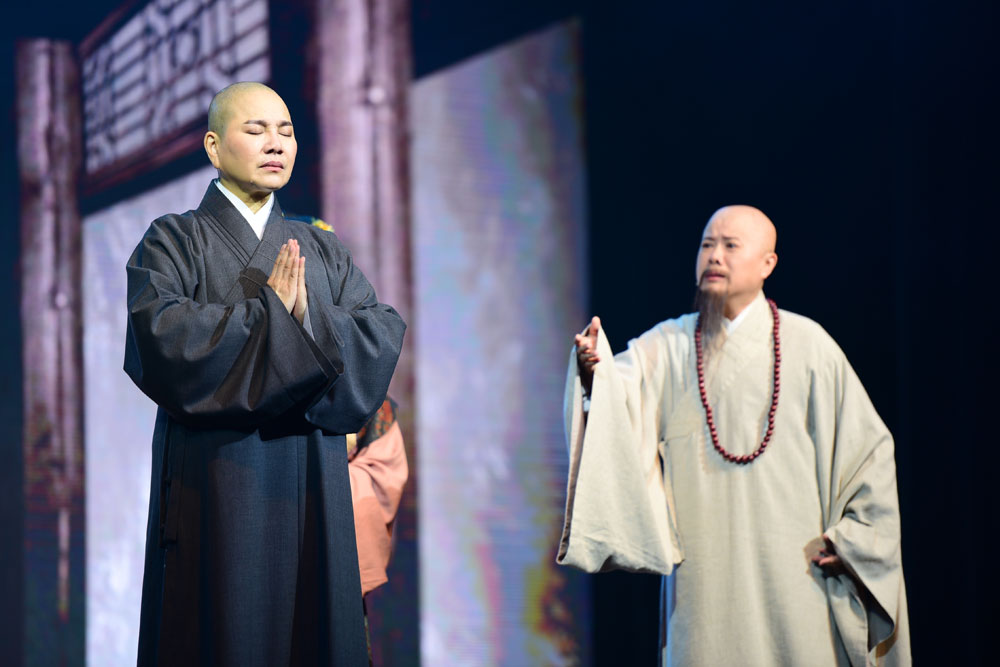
[347,400,408,595]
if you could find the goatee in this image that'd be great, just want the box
[694,283,727,350]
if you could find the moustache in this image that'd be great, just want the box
[698,270,728,286]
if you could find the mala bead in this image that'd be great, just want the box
[696,298,780,465]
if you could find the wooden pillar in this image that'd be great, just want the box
[16,39,86,667]
[314,1,418,663]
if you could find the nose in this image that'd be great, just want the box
[707,243,724,264]
[263,129,284,153]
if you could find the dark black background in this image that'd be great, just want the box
[3,0,996,663]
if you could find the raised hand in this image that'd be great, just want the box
[575,316,601,394]
[267,239,304,317]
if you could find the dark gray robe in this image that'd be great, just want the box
[125,184,405,666]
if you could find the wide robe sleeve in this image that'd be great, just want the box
[812,349,911,666]
[124,216,404,434]
[557,325,682,574]
[299,235,406,434]
[125,217,343,430]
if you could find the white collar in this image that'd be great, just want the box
[214,179,275,240]
[723,291,761,334]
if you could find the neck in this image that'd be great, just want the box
[723,292,758,320]
[219,177,271,213]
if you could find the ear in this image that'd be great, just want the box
[761,252,778,280]
[204,131,222,168]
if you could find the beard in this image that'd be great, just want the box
[694,281,728,350]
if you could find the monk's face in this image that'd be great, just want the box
[205,87,297,201]
[695,206,777,315]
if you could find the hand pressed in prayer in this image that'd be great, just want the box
[806,535,845,575]
[575,316,601,394]
[267,239,307,324]
[291,245,308,326]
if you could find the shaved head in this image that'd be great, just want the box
[705,205,777,255]
[208,81,278,136]
[203,82,296,210]
[695,204,779,321]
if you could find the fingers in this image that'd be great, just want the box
[266,240,306,315]
[813,553,845,575]
[297,257,307,306]
[575,315,602,365]
[280,240,301,283]
[278,242,298,277]
[816,537,841,568]
[288,241,299,284]
[270,242,288,281]
[574,334,595,353]
[808,536,843,572]
[287,240,305,297]
[292,254,308,324]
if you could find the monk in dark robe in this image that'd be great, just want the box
[125,82,405,666]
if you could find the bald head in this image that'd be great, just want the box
[203,82,297,210]
[696,205,779,318]
[705,205,777,254]
[208,81,279,137]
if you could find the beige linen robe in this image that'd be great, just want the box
[558,293,909,666]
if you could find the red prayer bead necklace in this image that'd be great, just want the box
[694,298,780,465]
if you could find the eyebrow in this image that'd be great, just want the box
[703,235,742,242]
[243,120,294,128]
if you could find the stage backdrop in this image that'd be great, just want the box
[80,16,590,667]
[83,164,217,666]
[412,21,591,665]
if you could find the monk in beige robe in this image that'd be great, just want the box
[560,206,909,666]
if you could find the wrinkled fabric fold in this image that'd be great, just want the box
[348,413,408,595]
[558,325,681,574]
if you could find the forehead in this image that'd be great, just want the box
[702,211,754,239]
[225,89,292,124]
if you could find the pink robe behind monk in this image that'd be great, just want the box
[347,400,408,595]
